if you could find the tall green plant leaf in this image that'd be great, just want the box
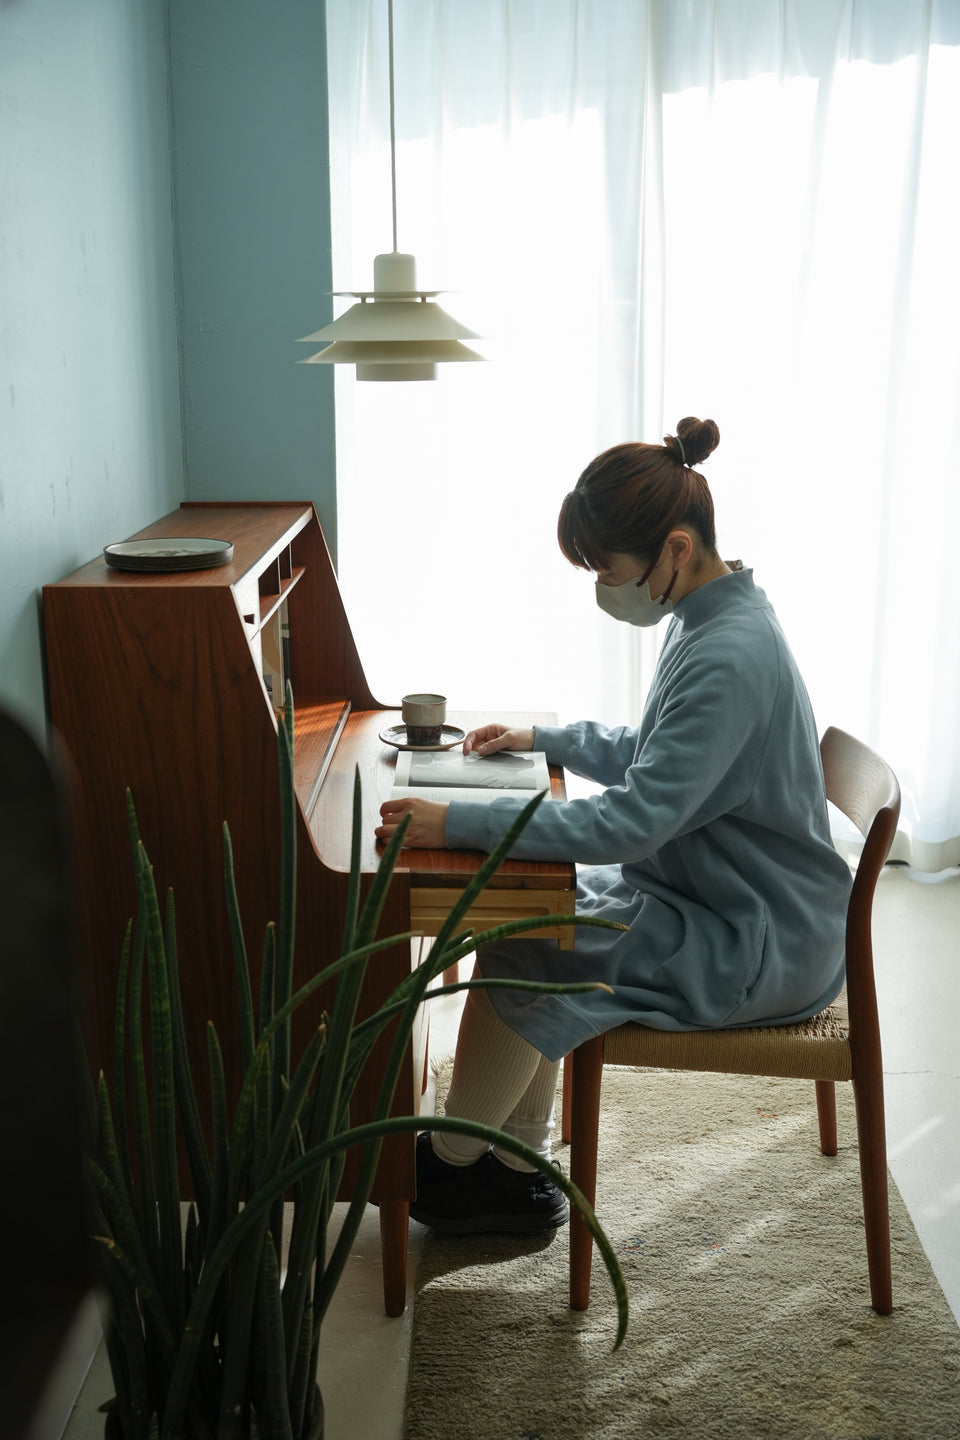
[205,1022,229,1263]
[111,917,134,1196]
[288,1302,314,1440]
[127,846,158,1276]
[163,886,212,1221]
[255,1233,294,1440]
[274,701,297,1080]
[94,1234,176,1368]
[138,845,184,1336]
[340,767,364,957]
[99,1246,154,1440]
[259,921,277,1038]
[223,822,255,1077]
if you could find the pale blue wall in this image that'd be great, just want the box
[168,0,338,547]
[0,0,184,738]
[0,0,337,739]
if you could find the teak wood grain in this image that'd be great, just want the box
[42,502,574,1316]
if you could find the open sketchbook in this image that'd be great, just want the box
[391,748,552,805]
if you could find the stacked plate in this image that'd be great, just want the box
[103,538,234,573]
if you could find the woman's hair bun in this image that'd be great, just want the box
[668,416,720,468]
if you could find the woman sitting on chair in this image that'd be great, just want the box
[376,417,852,1234]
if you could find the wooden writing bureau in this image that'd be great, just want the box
[42,502,574,1315]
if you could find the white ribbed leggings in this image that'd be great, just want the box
[432,985,560,1173]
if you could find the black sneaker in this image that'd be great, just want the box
[410,1148,569,1234]
[415,1130,485,1185]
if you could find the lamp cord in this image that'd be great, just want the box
[388,0,398,253]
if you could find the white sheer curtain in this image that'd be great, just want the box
[325,0,960,871]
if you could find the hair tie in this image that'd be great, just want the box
[674,434,687,464]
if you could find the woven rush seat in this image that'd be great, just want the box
[601,988,851,1081]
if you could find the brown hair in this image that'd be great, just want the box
[557,416,720,572]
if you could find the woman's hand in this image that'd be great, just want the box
[462,723,535,756]
[376,797,450,848]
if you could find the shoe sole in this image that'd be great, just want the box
[409,1205,569,1235]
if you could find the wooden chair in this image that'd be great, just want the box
[563,726,901,1316]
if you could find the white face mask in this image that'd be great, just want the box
[595,562,679,628]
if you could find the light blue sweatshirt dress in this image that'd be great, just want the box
[443,568,852,1062]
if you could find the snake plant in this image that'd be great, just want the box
[85,688,628,1439]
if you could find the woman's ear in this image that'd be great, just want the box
[664,528,695,570]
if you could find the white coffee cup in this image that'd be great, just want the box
[401,693,446,745]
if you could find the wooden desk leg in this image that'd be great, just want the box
[379,1200,410,1317]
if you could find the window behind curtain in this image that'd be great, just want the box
[326,0,960,868]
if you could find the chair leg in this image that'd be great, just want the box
[852,1070,893,1315]
[815,1079,837,1155]
[568,1034,605,1312]
[561,1053,572,1145]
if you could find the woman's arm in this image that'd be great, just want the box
[463,717,640,786]
[535,721,640,787]
[374,718,638,847]
[444,643,774,863]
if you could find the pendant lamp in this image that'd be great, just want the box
[298,0,483,381]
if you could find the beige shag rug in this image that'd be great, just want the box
[403,1064,960,1440]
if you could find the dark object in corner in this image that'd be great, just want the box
[0,709,91,1439]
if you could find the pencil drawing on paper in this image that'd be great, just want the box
[407,750,541,790]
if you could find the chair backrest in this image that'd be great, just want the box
[821,726,901,878]
[820,726,901,1013]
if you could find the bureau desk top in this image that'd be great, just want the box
[308,705,573,886]
[49,501,315,589]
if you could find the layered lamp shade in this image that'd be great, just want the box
[298,0,482,381]
[297,251,483,382]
